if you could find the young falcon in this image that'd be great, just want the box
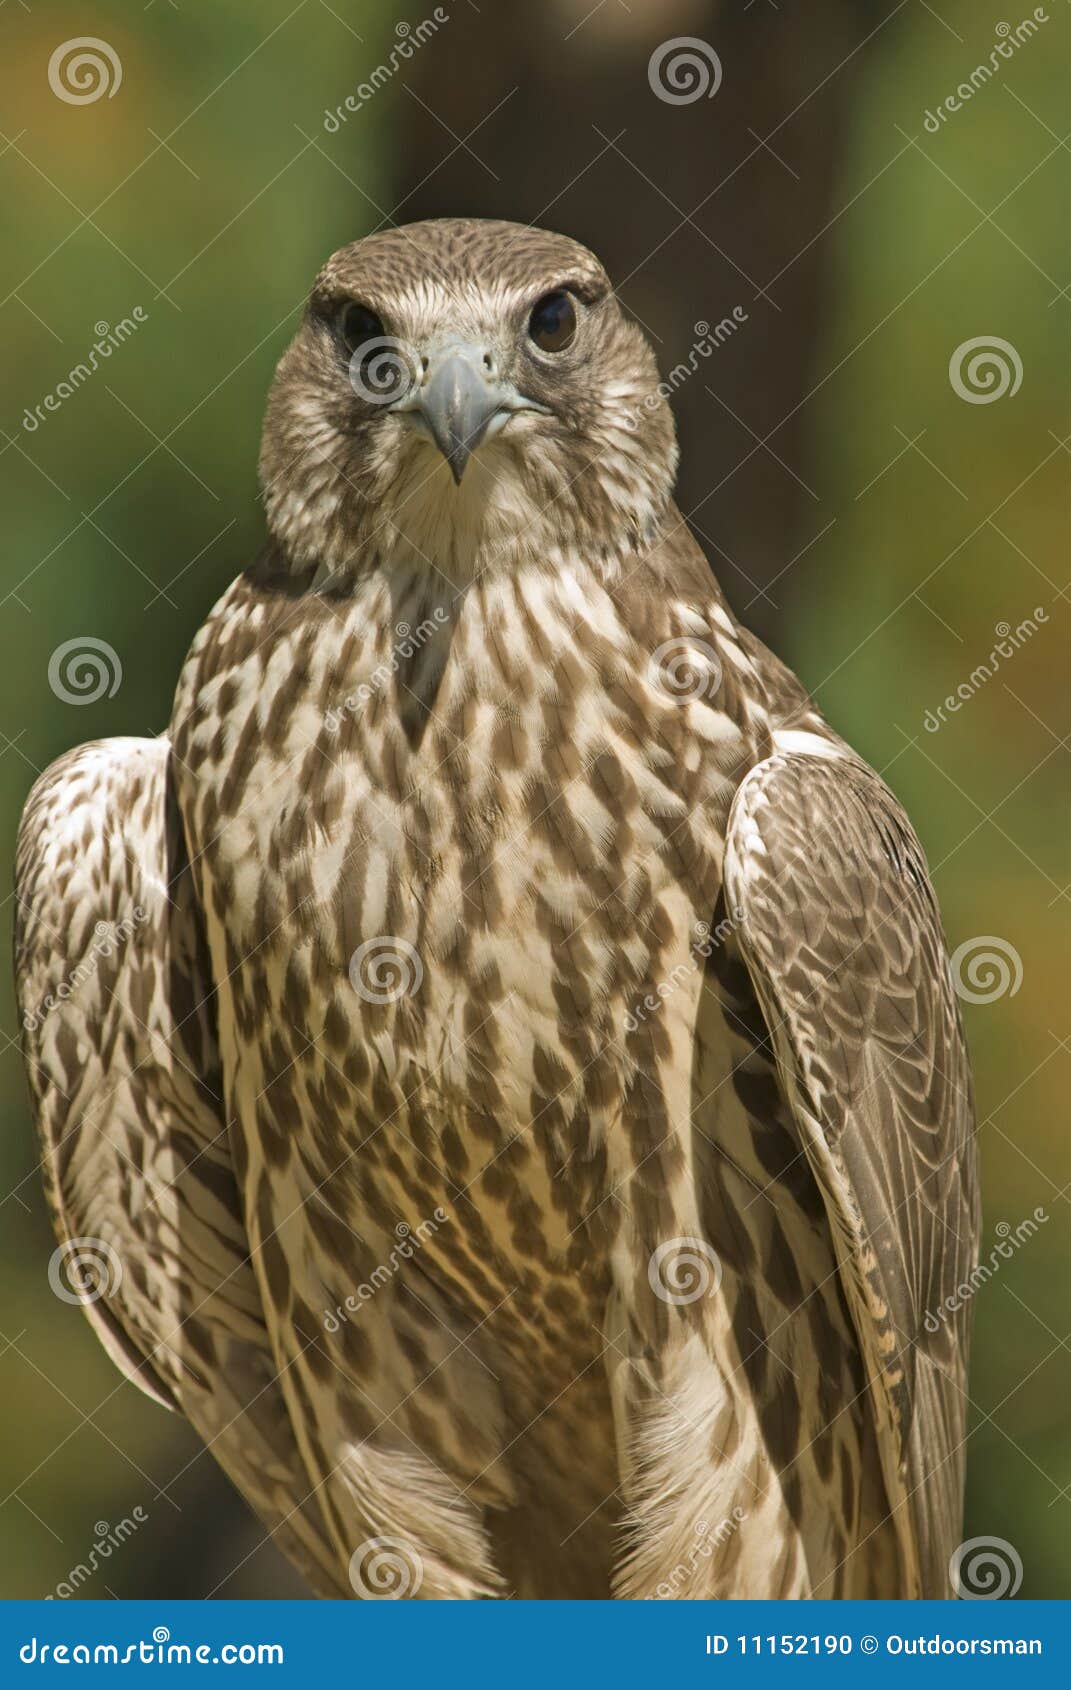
[16,219,979,1601]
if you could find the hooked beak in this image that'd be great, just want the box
[401,343,547,484]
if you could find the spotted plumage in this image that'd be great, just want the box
[15,219,978,1599]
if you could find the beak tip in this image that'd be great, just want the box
[418,346,504,487]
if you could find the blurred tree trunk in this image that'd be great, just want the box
[389,0,891,644]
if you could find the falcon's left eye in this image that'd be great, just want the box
[528,290,577,354]
[339,301,385,352]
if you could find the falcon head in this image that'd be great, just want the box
[259,219,678,580]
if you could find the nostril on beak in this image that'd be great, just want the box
[417,345,506,484]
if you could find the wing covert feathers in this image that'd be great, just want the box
[14,737,347,1598]
[725,749,979,1597]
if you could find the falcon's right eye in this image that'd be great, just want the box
[339,301,385,352]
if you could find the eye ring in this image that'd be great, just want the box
[528,290,577,354]
[339,300,385,352]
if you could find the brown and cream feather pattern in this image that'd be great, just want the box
[15,219,978,1599]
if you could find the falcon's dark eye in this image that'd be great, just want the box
[339,301,385,352]
[528,290,577,354]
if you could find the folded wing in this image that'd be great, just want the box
[725,746,979,1596]
[15,737,347,1597]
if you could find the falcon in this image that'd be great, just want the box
[15,219,979,1600]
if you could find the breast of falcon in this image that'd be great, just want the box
[15,218,979,1600]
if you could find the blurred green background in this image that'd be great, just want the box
[1,0,1067,1598]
